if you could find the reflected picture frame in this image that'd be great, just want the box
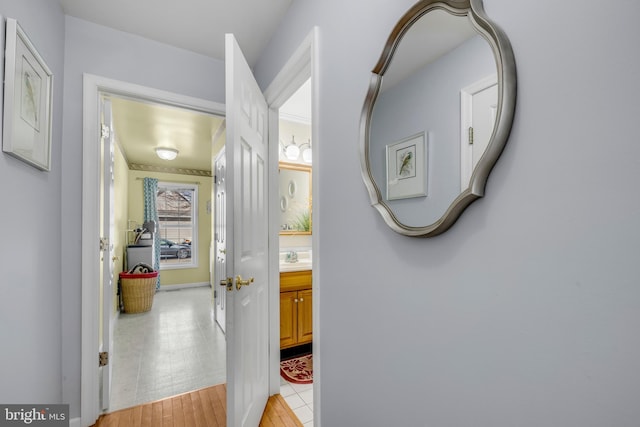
[386,132,427,200]
[2,18,53,171]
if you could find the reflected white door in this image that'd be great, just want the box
[460,75,498,189]
[100,96,116,410]
[225,33,270,427]
[471,83,498,167]
[214,148,227,333]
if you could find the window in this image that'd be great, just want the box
[156,182,198,269]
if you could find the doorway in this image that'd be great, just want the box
[107,93,225,409]
[276,79,314,425]
[80,74,227,423]
[258,27,319,426]
[102,92,227,411]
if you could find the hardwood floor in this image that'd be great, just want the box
[92,383,303,427]
[258,394,304,427]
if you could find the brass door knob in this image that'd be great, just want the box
[236,275,254,290]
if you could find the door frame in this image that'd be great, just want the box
[263,26,320,417]
[80,73,225,426]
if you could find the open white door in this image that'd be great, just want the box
[224,34,270,427]
[99,96,116,410]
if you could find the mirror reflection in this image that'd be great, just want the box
[360,0,516,237]
[369,9,496,227]
[279,162,312,234]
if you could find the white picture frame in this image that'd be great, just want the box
[2,18,53,171]
[386,132,427,200]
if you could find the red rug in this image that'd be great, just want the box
[280,354,313,384]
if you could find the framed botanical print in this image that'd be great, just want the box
[2,18,53,171]
[386,132,427,200]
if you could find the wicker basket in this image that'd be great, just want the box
[119,271,158,313]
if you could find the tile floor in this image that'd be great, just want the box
[280,377,314,426]
[110,285,314,426]
[110,286,226,411]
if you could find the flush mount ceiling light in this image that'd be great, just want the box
[155,147,178,160]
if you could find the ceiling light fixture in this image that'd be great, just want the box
[284,136,300,161]
[156,147,178,161]
[301,139,312,163]
[282,136,312,163]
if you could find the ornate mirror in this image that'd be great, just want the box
[279,162,312,235]
[360,0,516,237]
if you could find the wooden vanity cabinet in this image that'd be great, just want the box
[280,270,312,349]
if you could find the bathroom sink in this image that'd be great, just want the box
[279,250,312,272]
[280,260,312,272]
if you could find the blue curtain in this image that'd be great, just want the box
[143,177,161,290]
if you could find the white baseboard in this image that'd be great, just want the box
[69,417,81,427]
[159,282,210,291]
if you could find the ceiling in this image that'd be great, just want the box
[59,0,297,175]
[59,0,293,66]
[109,97,225,175]
[383,10,477,91]
[106,79,311,176]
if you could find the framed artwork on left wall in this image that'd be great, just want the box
[2,18,53,171]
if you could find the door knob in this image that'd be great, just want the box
[235,275,254,290]
[219,277,233,291]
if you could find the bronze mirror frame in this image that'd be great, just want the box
[359,0,516,237]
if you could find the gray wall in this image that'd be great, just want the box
[370,35,494,226]
[255,0,640,425]
[0,0,65,405]
[61,17,225,417]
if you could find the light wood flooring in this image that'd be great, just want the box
[92,383,303,427]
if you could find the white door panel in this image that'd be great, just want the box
[225,33,270,427]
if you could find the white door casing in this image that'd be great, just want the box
[214,148,227,333]
[225,33,270,427]
[100,96,116,410]
[460,74,498,190]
